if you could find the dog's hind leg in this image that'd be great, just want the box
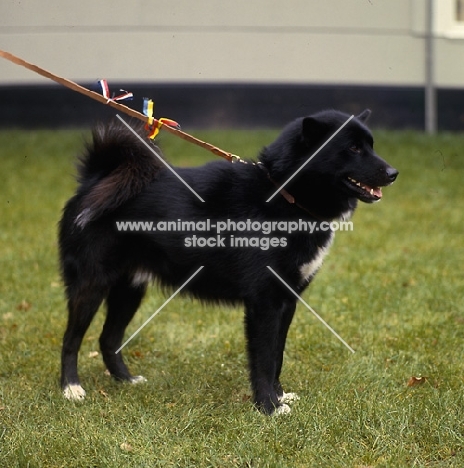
[99,278,147,383]
[61,286,106,400]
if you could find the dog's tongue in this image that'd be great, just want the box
[349,177,383,199]
[364,184,382,199]
[373,187,382,198]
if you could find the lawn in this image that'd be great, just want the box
[0,124,463,467]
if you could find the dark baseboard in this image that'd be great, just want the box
[0,83,463,131]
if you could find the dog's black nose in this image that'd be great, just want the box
[386,167,398,182]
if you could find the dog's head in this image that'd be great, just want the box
[301,109,398,203]
[262,109,398,208]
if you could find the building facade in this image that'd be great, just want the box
[1,0,464,129]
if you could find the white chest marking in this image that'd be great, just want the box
[299,233,334,283]
[340,209,354,221]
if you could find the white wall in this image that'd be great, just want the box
[1,0,463,88]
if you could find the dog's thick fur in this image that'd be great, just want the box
[59,109,398,414]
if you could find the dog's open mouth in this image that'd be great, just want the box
[346,176,382,202]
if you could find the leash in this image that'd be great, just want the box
[0,49,325,218]
[0,49,244,164]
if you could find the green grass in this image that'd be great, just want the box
[0,126,463,467]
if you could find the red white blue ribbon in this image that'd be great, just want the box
[97,79,133,102]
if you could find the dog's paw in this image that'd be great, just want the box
[279,392,300,404]
[130,375,147,384]
[63,384,86,401]
[273,404,291,416]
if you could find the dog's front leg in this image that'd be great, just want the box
[244,298,291,415]
[273,300,297,399]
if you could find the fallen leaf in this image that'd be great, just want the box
[402,278,416,287]
[88,351,99,358]
[99,389,109,398]
[407,376,427,387]
[120,442,133,452]
[16,300,31,311]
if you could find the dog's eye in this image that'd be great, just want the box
[349,146,361,154]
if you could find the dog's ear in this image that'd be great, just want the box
[357,109,371,122]
[302,117,329,145]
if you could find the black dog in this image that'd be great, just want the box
[59,109,397,415]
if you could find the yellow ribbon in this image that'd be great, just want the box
[143,98,180,139]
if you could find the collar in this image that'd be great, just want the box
[257,162,328,221]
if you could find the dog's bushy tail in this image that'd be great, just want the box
[75,121,165,227]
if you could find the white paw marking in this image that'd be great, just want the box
[63,384,86,401]
[274,404,291,415]
[130,375,147,384]
[279,392,300,404]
